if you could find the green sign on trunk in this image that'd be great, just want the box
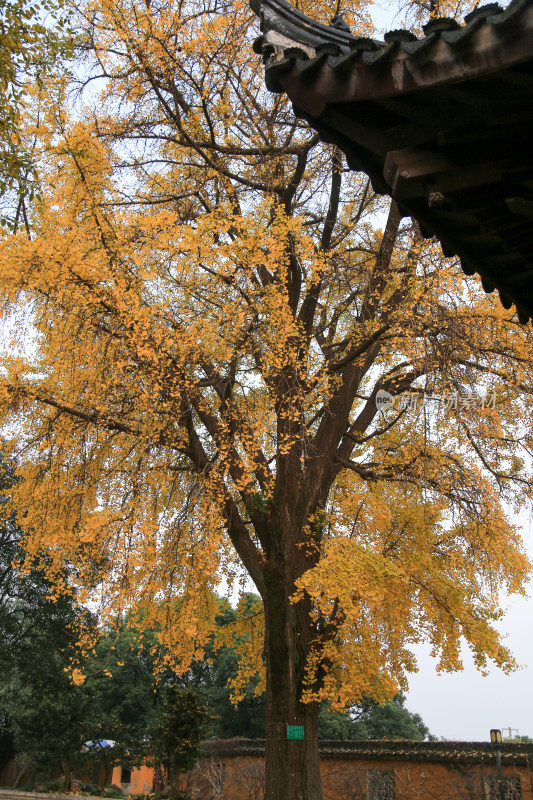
[287,725,305,740]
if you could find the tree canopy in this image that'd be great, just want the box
[0,0,532,797]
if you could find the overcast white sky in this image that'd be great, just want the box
[392,339,533,738]
[405,549,533,741]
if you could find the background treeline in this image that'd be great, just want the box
[0,456,431,790]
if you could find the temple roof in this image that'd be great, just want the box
[250,0,533,322]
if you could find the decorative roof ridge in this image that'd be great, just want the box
[250,0,359,52]
[251,0,533,64]
[203,737,533,750]
[202,737,533,763]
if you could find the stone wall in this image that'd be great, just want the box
[183,740,533,800]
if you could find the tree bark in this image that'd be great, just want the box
[63,759,72,792]
[13,767,26,788]
[263,556,323,800]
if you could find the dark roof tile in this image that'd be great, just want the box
[464,3,504,23]
[383,29,419,43]
[422,17,460,34]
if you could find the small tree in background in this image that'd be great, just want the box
[151,686,212,795]
[356,694,432,741]
[318,694,431,741]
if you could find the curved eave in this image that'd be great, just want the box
[251,0,533,323]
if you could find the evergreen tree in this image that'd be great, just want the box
[150,686,212,791]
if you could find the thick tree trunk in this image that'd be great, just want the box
[263,564,323,800]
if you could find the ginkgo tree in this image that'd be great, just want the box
[0,0,532,798]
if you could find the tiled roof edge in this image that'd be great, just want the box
[251,0,532,66]
[251,0,360,52]
[202,738,533,763]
